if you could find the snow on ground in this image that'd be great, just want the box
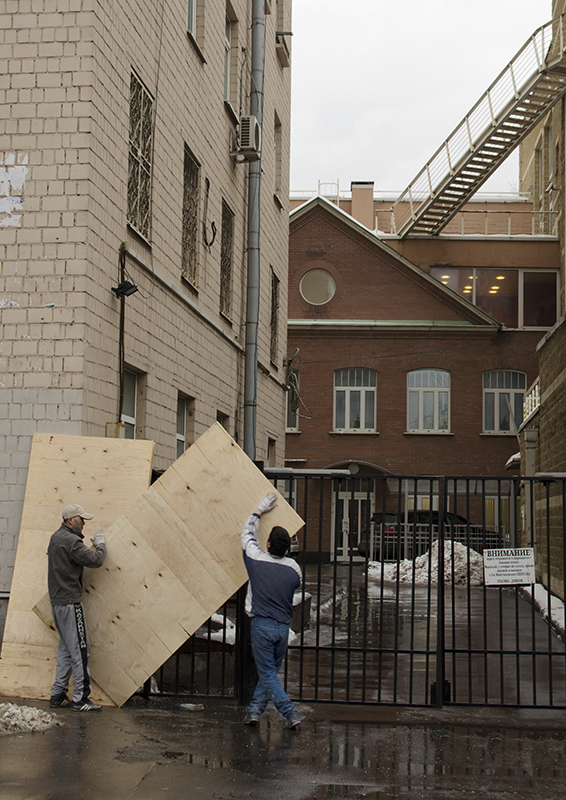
[0,704,60,735]
[368,540,484,585]
[523,584,566,640]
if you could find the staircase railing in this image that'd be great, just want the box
[392,15,566,236]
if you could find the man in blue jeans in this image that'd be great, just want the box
[241,493,302,729]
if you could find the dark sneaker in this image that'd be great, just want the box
[285,714,301,730]
[243,712,260,726]
[49,694,72,708]
[70,700,102,712]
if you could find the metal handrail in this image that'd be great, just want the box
[392,15,566,235]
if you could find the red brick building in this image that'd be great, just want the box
[285,196,557,559]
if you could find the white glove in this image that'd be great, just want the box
[257,493,277,514]
[91,530,106,547]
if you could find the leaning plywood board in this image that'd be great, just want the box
[0,433,155,703]
[33,423,304,706]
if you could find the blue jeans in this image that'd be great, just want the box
[248,616,296,719]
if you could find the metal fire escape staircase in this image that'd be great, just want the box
[392,15,566,237]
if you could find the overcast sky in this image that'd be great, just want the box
[289,0,551,196]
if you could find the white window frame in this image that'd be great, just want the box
[407,369,450,433]
[483,370,526,434]
[333,368,376,432]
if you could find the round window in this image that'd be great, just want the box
[299,269,336,305]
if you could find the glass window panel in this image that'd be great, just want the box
[299,269,336,305]
[336,391,345,428]
[409,392,419,429]
[124,421,135,440]
[438,392,448,430]
[498,393,510,431]
[518,374,525,389]
[176,439,185,459]
[514,393,524,427]
[523,272,557,327]
[365,391,375,429]
[350,391,361,429]
[485,392,495,430]
[423,392,434,429]
[476,269,518,328]
[430,267,471,298]
[176,398,186,436]
[122,371,136,418]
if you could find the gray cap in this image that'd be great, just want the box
[62,503,94,521]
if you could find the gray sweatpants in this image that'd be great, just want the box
[51,603,91,703]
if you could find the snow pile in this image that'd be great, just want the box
[523,584,566,639]
[0,703,60,735]
[368,540,484,585]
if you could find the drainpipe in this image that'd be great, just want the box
[236,0,265,709]
[243,0,265,461]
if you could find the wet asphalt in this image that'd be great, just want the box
[3,694,566,799]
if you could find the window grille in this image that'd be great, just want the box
[270,270,280,364]
[182,147,199,284]
[220,200,234,317]
[128,73,153,240]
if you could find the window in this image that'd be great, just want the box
[407,369,450,433]
[334,368,376,431]
[224,7,237,105]
[176,397,187,458]
[217,410,229,432]
[431,267,557,329]
[483,371,526,433]
[300,269,336,305]
[267,437,276,467]
[176,394,195,457]
[273,112,282,199]
[128,72,153,240]
[187,0,196,35]
[220,199,234,317]
[182,146,199,285]
[121,370,137,439]
[270,269,280,364]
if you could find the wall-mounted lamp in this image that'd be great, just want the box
[112,280,138,298]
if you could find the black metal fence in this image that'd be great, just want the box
[150,473,566,708]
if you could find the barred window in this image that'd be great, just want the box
[220,200,234,317]
[128,73,153,240]
[270,269,280,364]
[182,146,199,284]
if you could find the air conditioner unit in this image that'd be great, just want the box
[239,115,262,161]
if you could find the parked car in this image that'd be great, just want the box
[359,510,502,561]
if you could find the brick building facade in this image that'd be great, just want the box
[0,0,292,593]
[286,196,556,558]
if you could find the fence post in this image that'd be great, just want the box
[434,477,447,707]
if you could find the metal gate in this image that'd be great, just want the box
[150,473,566,709]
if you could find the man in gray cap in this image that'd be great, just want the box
[47,503,106,711]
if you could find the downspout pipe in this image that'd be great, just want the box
[243,0,265,460]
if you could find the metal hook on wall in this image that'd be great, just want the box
[203,177,217,248]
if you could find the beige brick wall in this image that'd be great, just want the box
[0,0,292,592]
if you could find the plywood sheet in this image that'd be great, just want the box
[33,423,305,707]
[0,433,155,703]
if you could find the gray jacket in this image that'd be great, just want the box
[48,523,106,606]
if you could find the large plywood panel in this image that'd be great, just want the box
[33,423,305,706]
[0,433,155,703]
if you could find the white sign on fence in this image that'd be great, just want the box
[483,548,535,586]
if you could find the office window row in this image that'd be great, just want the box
[431,267,558,330]
[287,368,527,435]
